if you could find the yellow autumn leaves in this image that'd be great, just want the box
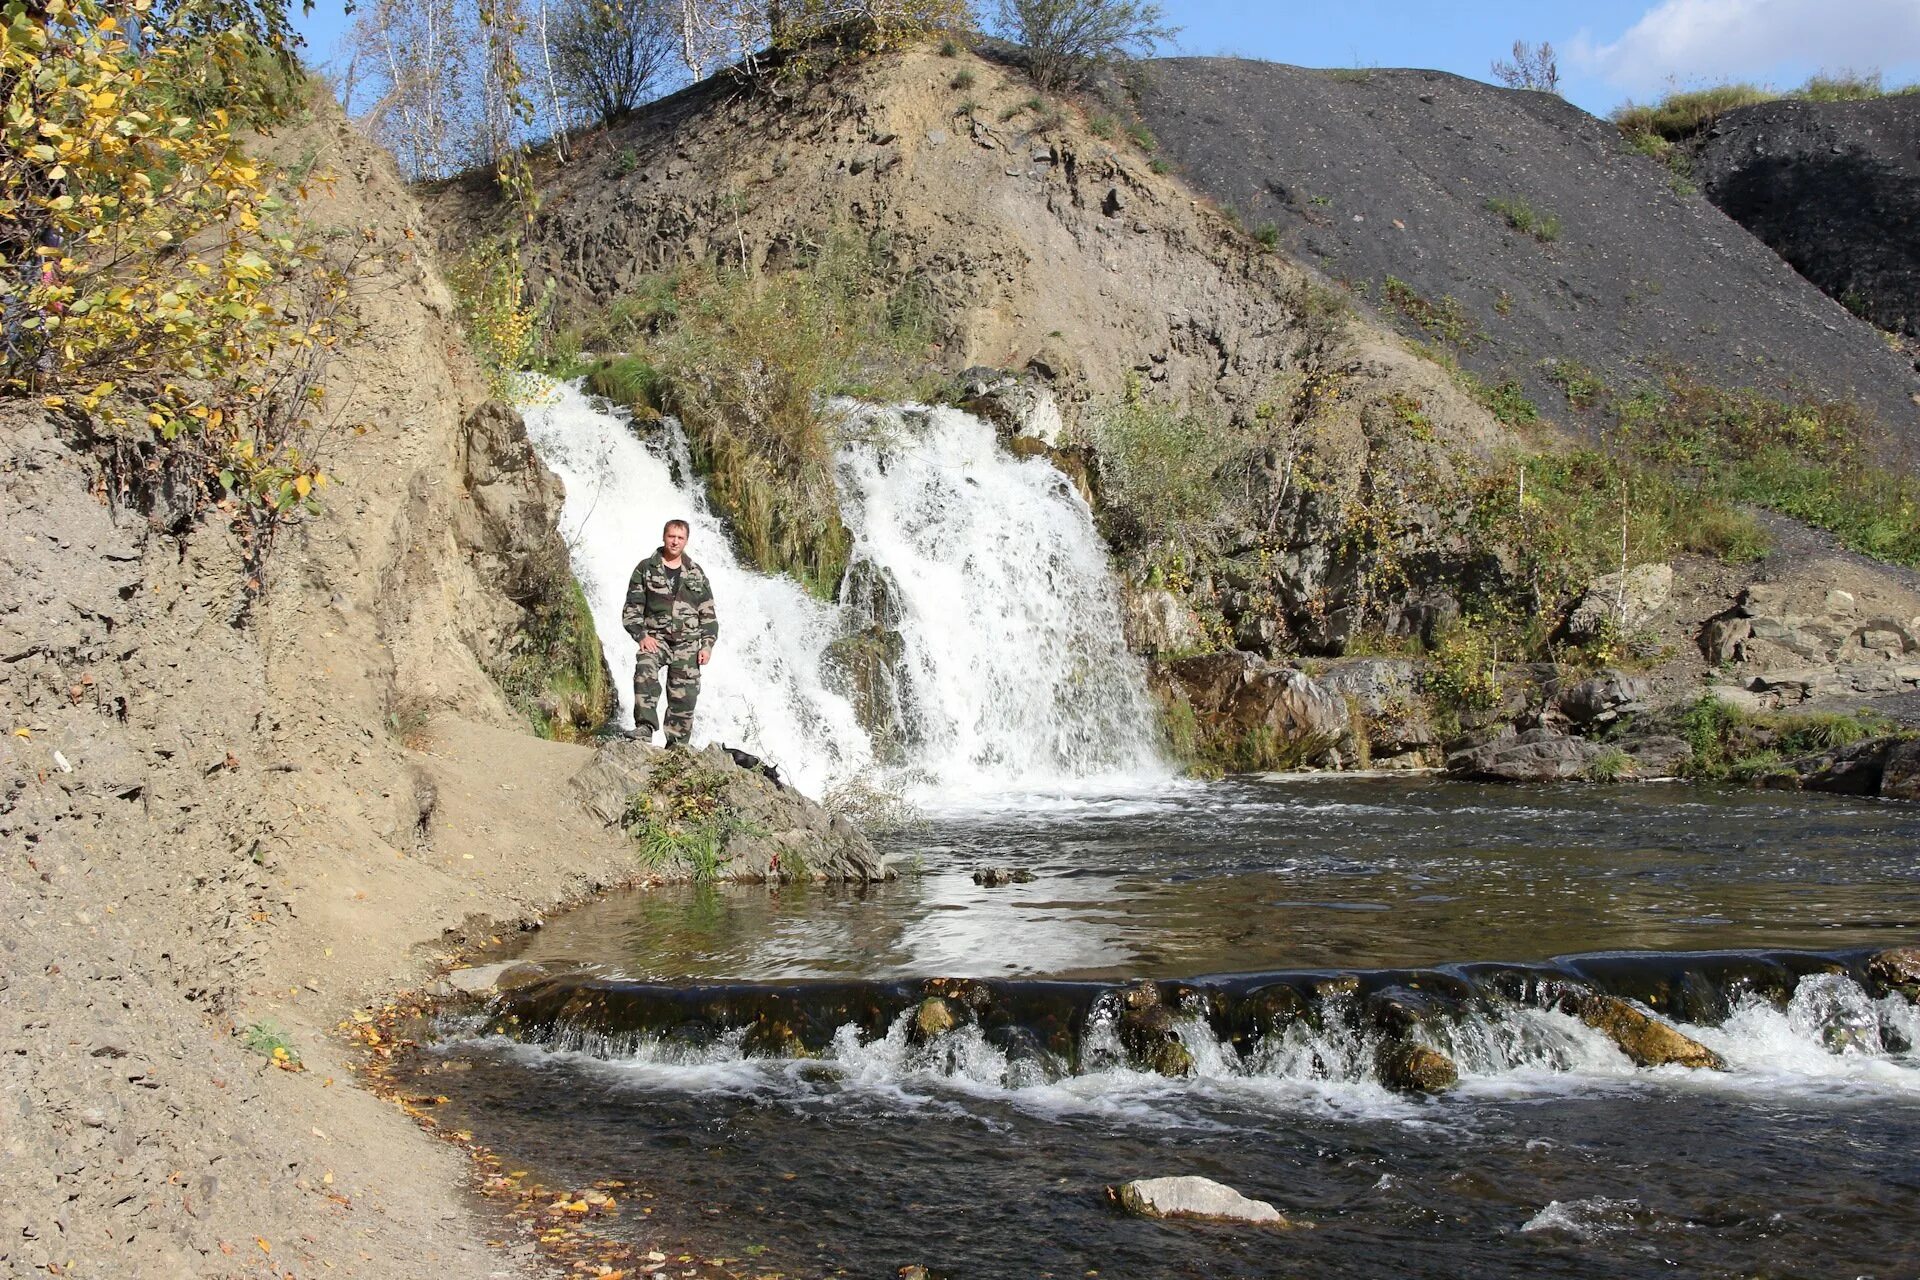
[3,0,356,587]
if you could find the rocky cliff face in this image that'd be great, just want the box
[1690,94,1920,340]
[1129,58,1920,434]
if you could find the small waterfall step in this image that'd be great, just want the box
[519,379,1166,799]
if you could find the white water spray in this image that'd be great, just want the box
[518,379,1166,798]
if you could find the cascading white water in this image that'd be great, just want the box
[518,380,874,796]
[833,401,1165,793]
[518,379,1167,798]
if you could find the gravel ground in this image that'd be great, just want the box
[1131,58,1920,439]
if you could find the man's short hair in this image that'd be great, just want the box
[663,519,690,536]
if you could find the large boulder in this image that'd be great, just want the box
[1564,563,1673,644]
[1375,1041,1459,1094]
[1554,670,1651,727]
[1879,739,1920,802]
[1446,728,1601,783]
[1317,658,1437,761]
[1161,651,1352,769]
[1566,994,1725,1070]
[1111,1176,1292,1227]
[569,740,890,882]
[1867,946,1920,998]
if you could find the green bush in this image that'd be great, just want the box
[497,574,611,741]
[1589,747,1632,782]
[1486,195,1562,243]
[1671,693,1895,780]
[1542,357,1607,410]
[582,233,937,598]
[1383,277,1479,348]
[1086,389,1242,551]
[1424,620,1505,712]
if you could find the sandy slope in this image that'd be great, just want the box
[0,99,644,1280]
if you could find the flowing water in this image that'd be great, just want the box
[519,380,1163,797]
[459,383,1920,1278]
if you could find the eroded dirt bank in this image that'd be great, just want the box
[0,100,693,1279]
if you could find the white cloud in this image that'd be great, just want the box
[1569,0,1920,94]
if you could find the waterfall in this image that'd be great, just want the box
[518,378,1167,798]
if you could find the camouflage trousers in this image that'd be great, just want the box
[633,636,702,746]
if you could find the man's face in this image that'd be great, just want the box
[663,526,688,557]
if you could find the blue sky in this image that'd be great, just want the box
[296,0,1920,118]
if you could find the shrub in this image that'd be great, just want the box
[1087,112,1117,138]
[824,775,928,835]
[3,3,351,595]
[950,68,976,89]
[993,0,1180,91]
[1486,195,1561,243]
[1383,277,1479,348]
[449,238,550,399]
[1614,375,1920,568]
[1542,357,1607,410]
[1425,620,1505,712]
[1086,389,1242,551]
[1588,747,1632,782]
[1672,694,1894,780]
[1491,39,1559,94]
[1254,223,1280,249]
[496,574,611,741]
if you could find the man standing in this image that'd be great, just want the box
[622,519,719,747]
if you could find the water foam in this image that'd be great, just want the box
[519,380,1166,799]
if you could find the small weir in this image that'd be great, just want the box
[468,949,1919,1095]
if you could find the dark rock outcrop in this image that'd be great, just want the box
[1760,734,1916,797]
[1115,981,1196,1078]
[1447,727,1601,782]
[1692,94,1920,337]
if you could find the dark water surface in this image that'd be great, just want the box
[416,778,1920,1278]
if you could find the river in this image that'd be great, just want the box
[411,778,1920,1278]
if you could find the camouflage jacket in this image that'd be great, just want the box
[622,549,719,649]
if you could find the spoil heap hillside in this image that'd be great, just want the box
[1130,58,1920,434]
[1686,93,1920,341]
